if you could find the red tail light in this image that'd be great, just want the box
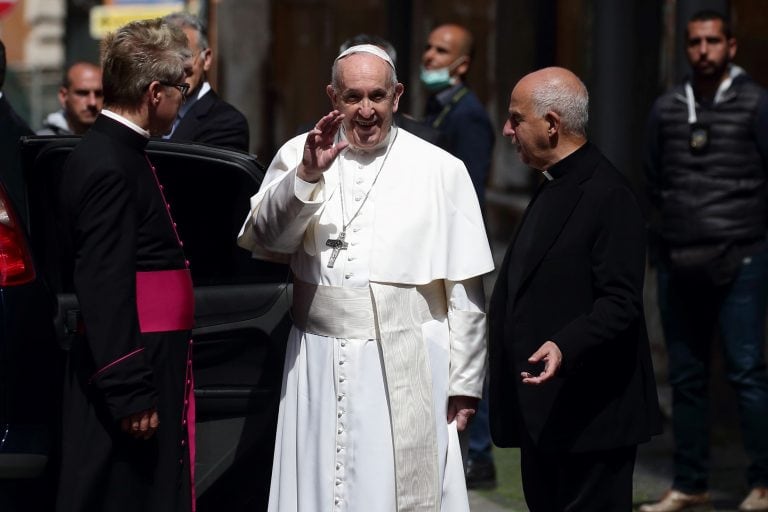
[0,187,36,286]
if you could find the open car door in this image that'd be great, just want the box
[22,137,289,510]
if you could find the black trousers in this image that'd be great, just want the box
[520,437,637,512]
[57,332,192,512]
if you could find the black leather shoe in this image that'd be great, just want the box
[465,459,497,490]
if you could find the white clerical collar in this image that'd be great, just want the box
[101,108,150,138]
[0,91,4,100]
[542,170,554,181]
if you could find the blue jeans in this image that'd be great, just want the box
[657,244,768,492]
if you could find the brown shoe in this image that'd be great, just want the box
[638,489,711,512]
[740,487,768,511]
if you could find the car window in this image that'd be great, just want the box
[23,137,288,291]
[148,144,289,286]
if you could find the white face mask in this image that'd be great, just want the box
[419,56,466,91]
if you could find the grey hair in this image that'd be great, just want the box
[101,18,191,109]
[331,51,398,92]
[531,75,589,136]
[163,11,209,51]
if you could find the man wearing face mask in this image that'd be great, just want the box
[422,23,495,213]
[422,22,497,491]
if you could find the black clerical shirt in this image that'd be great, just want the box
[508,143,591,278]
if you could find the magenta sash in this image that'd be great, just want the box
[135,269,194,333]
[136,268,197,509]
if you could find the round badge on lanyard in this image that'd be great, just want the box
[684,76,734,156]
[689,122,709,155]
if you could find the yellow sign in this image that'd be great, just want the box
[90,2,184,39]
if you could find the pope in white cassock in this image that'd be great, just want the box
[237,44,494,512]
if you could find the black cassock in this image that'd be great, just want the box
[55,115,194,512]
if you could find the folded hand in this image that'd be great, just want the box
[120,408,159,440]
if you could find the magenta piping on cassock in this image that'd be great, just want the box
[184,338,196,511]
[89,347,145,382]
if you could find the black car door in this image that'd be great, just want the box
[22,137,289,510]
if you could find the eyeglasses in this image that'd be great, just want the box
[160,82,190,100]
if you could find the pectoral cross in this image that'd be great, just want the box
[325,231,349,268]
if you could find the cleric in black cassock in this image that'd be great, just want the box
[54,19,195,512]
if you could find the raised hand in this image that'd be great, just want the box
[298,110,349,183]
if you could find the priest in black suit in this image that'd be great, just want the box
[164,12,249,152]
[55,19,195,512]
[0,39,34,214]
[488,67,662,511]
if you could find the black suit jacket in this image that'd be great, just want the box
[424,86,494,208]
[489,142,661,453]
[0,95,33,213]
[395,112,444,147]
[170,89,250,151]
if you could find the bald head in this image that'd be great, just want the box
[434,24,473,56]
[422,23,474,81]
[517,67,589,137]
[503,67,588,170]
[63,62,100,88]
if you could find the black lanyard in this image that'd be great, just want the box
[431,86,469,129]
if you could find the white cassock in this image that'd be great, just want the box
[238,127,494,512]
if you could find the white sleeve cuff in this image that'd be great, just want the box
[294,171,325,202]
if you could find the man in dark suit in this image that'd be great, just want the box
[163,12,249,151]
[421,23,497,488]
[488,67,661,511]
[421,23,494,212]
[0,38,34,214]
[55,19,195,511]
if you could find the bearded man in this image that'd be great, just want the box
[641,10,768,512]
